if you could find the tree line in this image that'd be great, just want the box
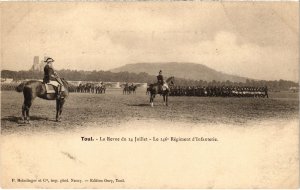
[1,69,298,91]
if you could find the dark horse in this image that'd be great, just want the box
[129,85,138,94]
[123,85,130,95]
[148,76,175,107]
[16,79,69,123]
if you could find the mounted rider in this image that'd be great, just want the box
[43,57,64,97]
[157,70,168,92]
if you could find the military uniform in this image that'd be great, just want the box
[43,64,55,83]
[157,71,164,93]
[157,74,164,85]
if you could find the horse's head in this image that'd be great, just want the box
[166,76,175,86]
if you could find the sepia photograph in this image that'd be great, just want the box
[1,1,299,188]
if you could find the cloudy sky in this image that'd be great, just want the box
[1,2,299,81]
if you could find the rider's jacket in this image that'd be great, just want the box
[157,75,164,85]
[43,64,55,83]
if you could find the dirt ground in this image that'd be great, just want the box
[1,89,299,188]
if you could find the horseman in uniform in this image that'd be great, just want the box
[157,70,164,92]
[43,57,64,98]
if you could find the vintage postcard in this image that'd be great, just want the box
[1,2,299,189]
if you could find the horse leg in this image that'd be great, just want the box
[22,100,32,124]
[56,98,65,122]
[25,102,32,123]
[56,99,61,122]
[166,94,168,106]
[21,104,26,123]
[60,99,65,116]
[150,94,154,107]
[22,88,33,123]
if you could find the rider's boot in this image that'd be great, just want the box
[159,85,163,95]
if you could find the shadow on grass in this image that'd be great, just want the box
[126,103,150,107]
[1,115,49,123]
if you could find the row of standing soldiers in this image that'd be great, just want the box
[169,86,268,98]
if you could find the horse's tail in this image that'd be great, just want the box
[16,82,26,92]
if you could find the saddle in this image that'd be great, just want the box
[44,81,65,94]
[158,83,169,94]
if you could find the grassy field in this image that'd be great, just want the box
[1,89,298,134]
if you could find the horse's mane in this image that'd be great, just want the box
[61,78,69,86]
[165,76,174,83]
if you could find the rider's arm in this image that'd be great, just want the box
[49,68,57,78]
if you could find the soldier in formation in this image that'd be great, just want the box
[169,85,268,98]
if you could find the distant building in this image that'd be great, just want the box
[30,56,45,71]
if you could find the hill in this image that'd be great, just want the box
[110,62,247,82]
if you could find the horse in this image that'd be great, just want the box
[95,84,106,94]
[77,83,83,93]
[84,83,94,93]
[129,85,138,94]
[123,85,130,95]
[148,76,175,107]
[100,85,106,94]
[16,78,69,123]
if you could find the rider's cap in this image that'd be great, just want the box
[159,70,162,73]
[44,57,54,63]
